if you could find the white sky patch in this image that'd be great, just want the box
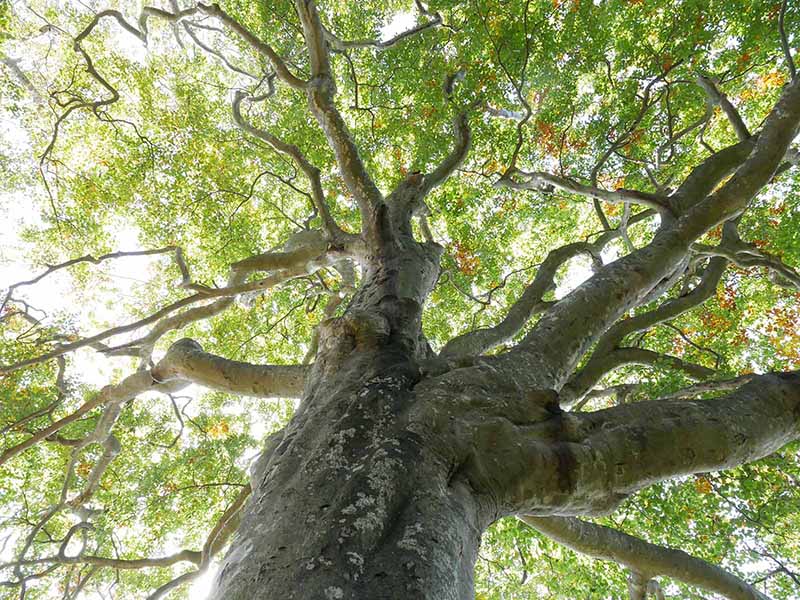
[380,10,416,40]
[555,245,619,299]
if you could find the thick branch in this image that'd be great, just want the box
[522,516,769,600]
[493,372,800,517]
[560,256,727,407]
[573,371,800,500]
[491,79,800,391]
[151,338,307,398]
[196,3,306,89]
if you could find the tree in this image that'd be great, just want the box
[1,0,799,598]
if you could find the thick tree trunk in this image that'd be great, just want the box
[208,203,491,599]
[209,344,488,600]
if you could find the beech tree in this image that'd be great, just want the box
[1,0,800,598]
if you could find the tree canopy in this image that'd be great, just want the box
[0,0,799,598]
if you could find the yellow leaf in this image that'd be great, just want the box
[208,419,230,440]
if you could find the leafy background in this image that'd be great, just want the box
[1,0,798,597]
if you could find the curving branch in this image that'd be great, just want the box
[323,11,443,51]
[2,233,342,373]
[778,0,797,81]
[491,78,800,394]
[440,210,657,364]
[560,255,728,407]
[485,371,800,519]
[440,242,597,361]
[0,347,192,467]
[0,247,187,315]
[561,347,716,408]
[696,75,751,142]
[499,170,670,213]
[1,484,253,598]
[522,515,769,600]
[194,3,306,89]
[146,484,252,600]
[295,0,384,224]
[421,110,472,195]
[692,240,800,291]
[1,549,201,572]
[231,91,345,241]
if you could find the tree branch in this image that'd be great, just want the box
[561,347,716,408]
[572,371,800,503]
[323,11,442,51]
[231,91,345,241]
[195,3,307,89]
[151,338,307,398]
[295,0,384,224]
[0,355,189,466]
[778,0,797,81]
[522,515,769,600]
[499,170,669,213]
[487,372,800,517]
[692,240,800,291]
[440,242,597,360]
[490,78,800,392]
[696,75,751,142]
[560,255,727,407]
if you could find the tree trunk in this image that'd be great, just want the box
[209,344,488,600]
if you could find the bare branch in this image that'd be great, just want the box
[0,363,188,466]
[656,374,754,401]
[146,483,252,600]
[692,240,800,291]
[0,549,201,572]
